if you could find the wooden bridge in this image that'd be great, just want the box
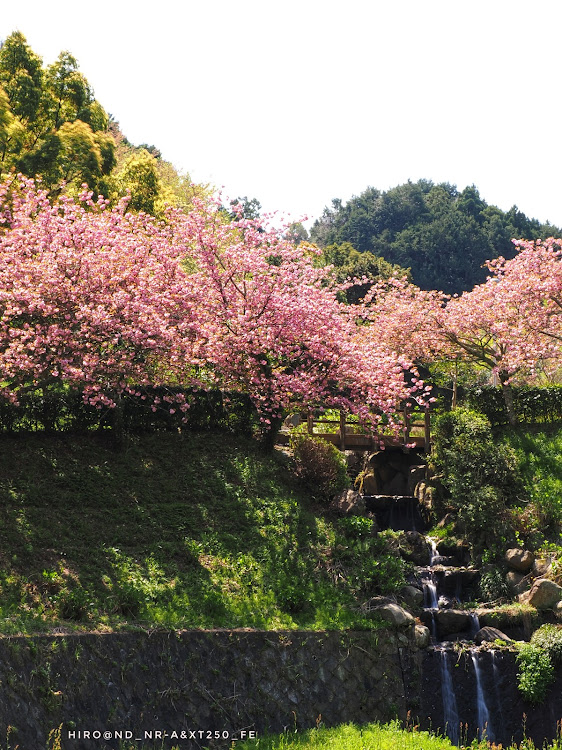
[278,407,432,452]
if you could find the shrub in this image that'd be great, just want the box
[516,625,562,704]
[289,434,349,499]
[517,643,555,704]
[430,408,522,555]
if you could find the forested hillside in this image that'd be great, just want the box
[0,31,206,214]
[310,181,562,294]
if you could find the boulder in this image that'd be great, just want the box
[362,597,415,628]
[400,531,431,566]
[399,585,424,607]
[506,570,530,596]
[520,578,562,609]
[414,624,431,648]
[407,465,426,495]
[505,548,535,573]
[330,489,366,516]
[361,471,380,495]
[533,557,553,577]
[474,626,512,644]
[414,481,435,512]
[434,609,472,637]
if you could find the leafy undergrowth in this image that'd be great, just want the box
[0,432,404,634]
[234,720,562,750]
[499,426,562,540]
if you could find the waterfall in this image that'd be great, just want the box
[469,612,480,637]
[440,649,460,745]
[428,537,439,565]
[491,650,505,738]
[471,650,493,741]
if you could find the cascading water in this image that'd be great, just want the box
[490,650,505,739]
[469,612,480,637]
[471,650,493,741]
[439,649,460,746]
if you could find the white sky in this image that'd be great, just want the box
[2,0,562,228]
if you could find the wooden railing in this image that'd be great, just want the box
[289,407,431,451]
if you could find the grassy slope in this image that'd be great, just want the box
[0,431,397,634]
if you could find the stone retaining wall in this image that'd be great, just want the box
[0,629,421,750]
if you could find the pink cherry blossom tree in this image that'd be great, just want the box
[0,176,201,412]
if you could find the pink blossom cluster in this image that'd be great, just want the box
[0,177,426,429]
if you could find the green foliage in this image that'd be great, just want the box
[516,625,562,704]
[320,242,410,303]
[0,32,115,196]
[479,567,509,602]
[310,180,561,294]
[289,434,350,499]
[531,624,562,663]
[430,408,522,554]
[516,642,555,704]
[237,720,456,750]
[0,432,396,633]
[0,386,259,436]
[499,426,562,539]
[463,385,562,426]
[329,521,407,596]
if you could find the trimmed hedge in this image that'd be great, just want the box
[462,386,562,426]
[0,387,259,435]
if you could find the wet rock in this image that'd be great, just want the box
[415,625,431,648]
[433,609,471,637]
[330,489,366,516]
[383,472,407,496]
[506,548,535,573]
[361,597,415,628]
[474,626,512,644]
[399,585,424,607]
[520,578,562,609]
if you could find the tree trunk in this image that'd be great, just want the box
[500,376,517,426]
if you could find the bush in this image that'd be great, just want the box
[463,385,562,426]
[430,408,522,555]
[289,434,349,499]
[516,625,562,704]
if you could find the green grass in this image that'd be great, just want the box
[234,720,562,750]
[498,424,562,549]
[0,431,405,634]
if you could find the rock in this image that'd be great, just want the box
[407,465,426,495]
[520,578,562,609]
[414,625,430,648]
[344,450,362,468]
[361,471,380,495]
[532,557,553,577]
[555,601,562,620]
[505,548,535,573]
[414,481,435,512]
[474,626,512,644]
[400,531,431,566]
[506,570,531,596]
[433,609,472,637]
[330,489,366,516]
[362,597,415,628]
[382,472,407,496]
[399,585,424,607]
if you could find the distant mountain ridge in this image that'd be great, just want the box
[310,180,561,294]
